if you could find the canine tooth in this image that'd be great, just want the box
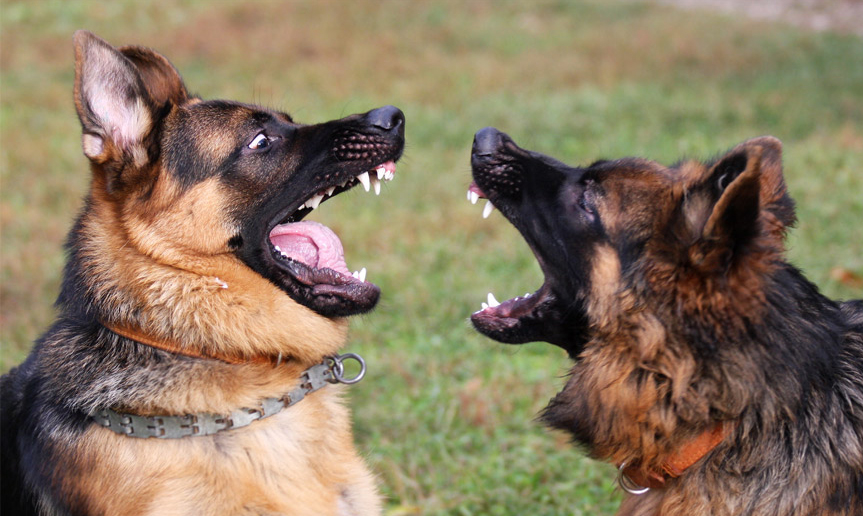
[482,200,495,219]
[358,267,367,282]
[469,191,480,205]
[357,172,371,192]
[372,176,381,195]
[487,293,500,307]
[306,194,324,210]
[326,186,336,196]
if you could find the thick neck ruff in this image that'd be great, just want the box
[617,422,733,494]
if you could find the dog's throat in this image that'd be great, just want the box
[617,422,734,493]
[103,321,278,365]
[90,352,367,439]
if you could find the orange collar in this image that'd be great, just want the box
[104,321,277,366]
[618,422,733,492]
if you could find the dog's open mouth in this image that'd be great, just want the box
[466,181,562,344]
[466,127,589,355]
[266,161,397,317]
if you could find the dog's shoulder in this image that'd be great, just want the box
[840,298,863,373]
[841,298,863,327]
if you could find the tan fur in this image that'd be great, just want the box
[65,387,379,516]
[82,173,348,365]
[1,31,389,516]
[61,112,375,516]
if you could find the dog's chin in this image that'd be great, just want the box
[470,284,585,357]
[276,258,381,317]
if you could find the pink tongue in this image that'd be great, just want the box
[269,221,349,275]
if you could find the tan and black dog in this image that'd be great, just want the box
[1,31,404,516]
[467,127,863,516]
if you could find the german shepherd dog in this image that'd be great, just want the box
[467,127,863,516]
[1,31,404,515]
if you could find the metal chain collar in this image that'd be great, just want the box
[91,353,366,439]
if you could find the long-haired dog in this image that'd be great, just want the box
[468,127,863,515]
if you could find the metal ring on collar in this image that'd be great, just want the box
[617,462,651,496]
[329,353,366,385]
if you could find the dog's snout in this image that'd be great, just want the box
[473,127,503,156]
[367,105,405,133]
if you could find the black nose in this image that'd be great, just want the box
[473,126,503,156]
[367,105,405,133]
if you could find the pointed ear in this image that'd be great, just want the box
[73,31,186,172]
[118,45,188,108]
[690,136,792,271]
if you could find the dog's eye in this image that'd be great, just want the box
[579,194,595,215]
[248,133,271,150]
[579,184,597,215]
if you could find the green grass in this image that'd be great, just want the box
[2,1,861,514]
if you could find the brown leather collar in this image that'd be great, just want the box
[619,422,733,491]
[104,321,277,366]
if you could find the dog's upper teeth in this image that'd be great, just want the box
[376,166,386,180]
[487,292,500,307]
[357,172,371,192]
[326,186,336,197]
[468,191,480,205]
[482,200,496,219]
[306,194,324,210]
[372,176,382,195]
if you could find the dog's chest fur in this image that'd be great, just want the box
[63,389,378,516]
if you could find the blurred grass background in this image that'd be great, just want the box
[1,1,861,514]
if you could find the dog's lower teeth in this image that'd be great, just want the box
[487,292,500,307]
[351,268,367,282]
[373,177,381,195]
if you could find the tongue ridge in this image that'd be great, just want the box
[269,221,350,275]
